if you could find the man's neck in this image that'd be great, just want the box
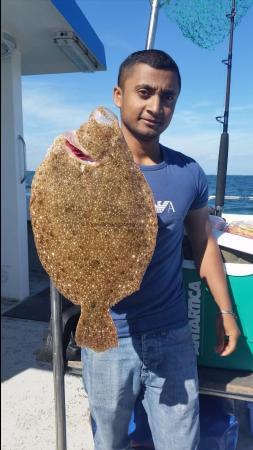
[122,127,162,166]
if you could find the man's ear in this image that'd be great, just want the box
[113,86,122,108]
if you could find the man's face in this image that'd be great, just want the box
[114,63,180,142]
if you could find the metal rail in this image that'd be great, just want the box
[50,280,67,450]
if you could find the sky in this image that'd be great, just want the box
[22,0,253,175]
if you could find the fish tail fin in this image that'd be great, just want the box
[75,308,118,352]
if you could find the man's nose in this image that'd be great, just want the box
[147,95,162,115]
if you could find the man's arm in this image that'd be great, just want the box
[184,206,241,356]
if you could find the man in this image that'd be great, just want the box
[82,49,240,450]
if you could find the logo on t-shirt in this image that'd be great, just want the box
[155,200,176,214]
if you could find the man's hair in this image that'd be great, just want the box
[117,49,181,91]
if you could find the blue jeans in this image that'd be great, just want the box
[81,324,199,450]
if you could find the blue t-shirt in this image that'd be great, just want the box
[110,145,208,337]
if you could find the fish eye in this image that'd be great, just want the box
[91,108,118,126]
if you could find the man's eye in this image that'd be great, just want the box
[164,94,175,103]
[164,95,173,101]
[138,90,149,98]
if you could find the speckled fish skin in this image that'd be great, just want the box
[30,107,157,351]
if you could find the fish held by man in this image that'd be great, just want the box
[30,107,157,351]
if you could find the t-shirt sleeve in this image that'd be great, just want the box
[190,164,209,210]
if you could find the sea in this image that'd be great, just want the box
[25,171,252,215]
[207,175,253,215]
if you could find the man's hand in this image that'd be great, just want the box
[215,313,241,356]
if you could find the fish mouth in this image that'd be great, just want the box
[64,131,99,166]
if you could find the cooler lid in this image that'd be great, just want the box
[213,229,253,256]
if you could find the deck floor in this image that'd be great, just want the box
[1,313,94,450]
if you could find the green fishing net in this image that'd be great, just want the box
[162,0,253,49]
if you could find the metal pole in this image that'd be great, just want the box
[146,0,161,49]
[215,0,236,216]
[50,279,67,450]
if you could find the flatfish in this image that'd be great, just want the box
[30,107,157,351]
